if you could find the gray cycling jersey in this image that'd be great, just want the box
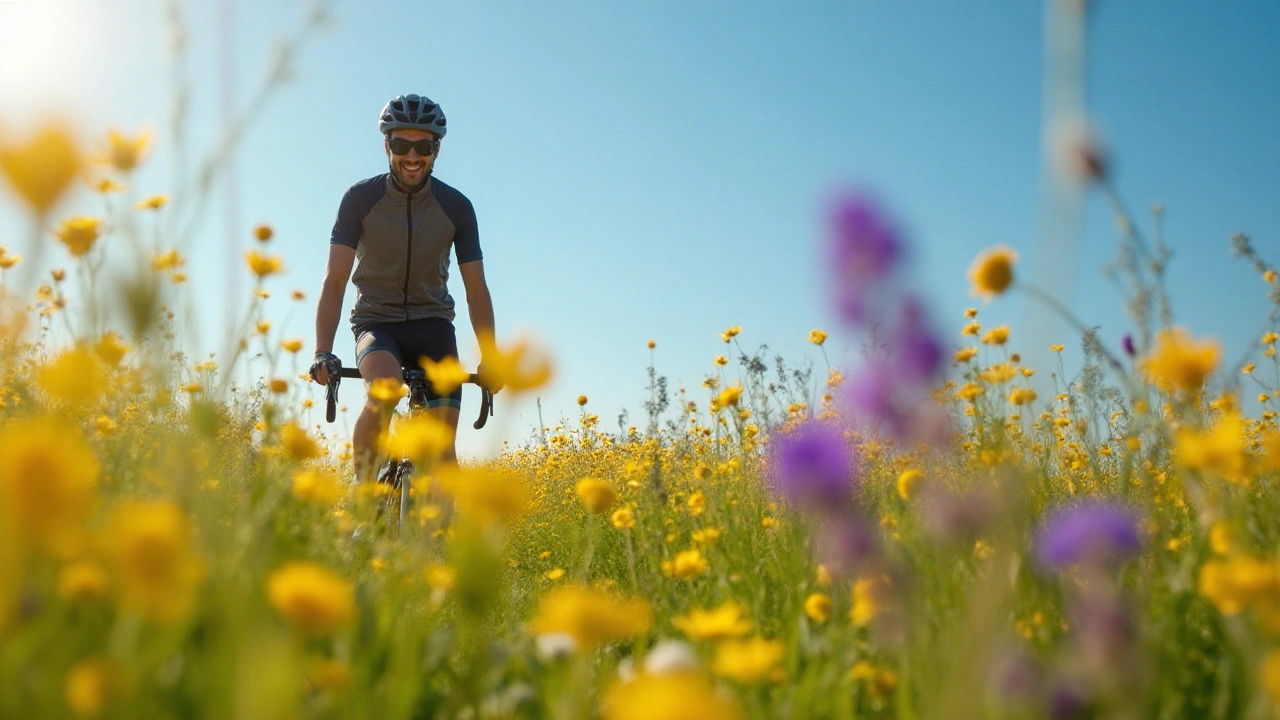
[330,173,481,326]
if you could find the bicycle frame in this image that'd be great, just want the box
[323,364,494,534]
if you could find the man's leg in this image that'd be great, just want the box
[430,405,461,466]
[353,349,403,483]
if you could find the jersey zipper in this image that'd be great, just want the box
[403,191,413,321]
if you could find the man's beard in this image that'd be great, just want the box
[389,162,430,193]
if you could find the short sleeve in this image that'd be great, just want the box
[453,196,483,264]
[330,177,386,248]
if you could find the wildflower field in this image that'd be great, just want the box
[3,7,1280,720]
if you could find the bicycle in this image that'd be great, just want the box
[324,362,494,535]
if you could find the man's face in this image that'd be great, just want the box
[386,128,439,190]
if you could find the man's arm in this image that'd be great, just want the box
[313,245,357,380]
[458,259,498,387]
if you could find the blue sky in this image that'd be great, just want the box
[1,0,1278,458]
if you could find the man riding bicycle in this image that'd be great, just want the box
[309,93,501,482]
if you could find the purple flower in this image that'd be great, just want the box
[846,361,896,419]
[1033,501,1142,570]
[1121,333,1136,357]
[893,299,943,381]
[829,192,902,284]
[768,420,858,510]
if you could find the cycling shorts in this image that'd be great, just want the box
[353,317,462,409]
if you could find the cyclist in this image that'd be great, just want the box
[309,93,501,482]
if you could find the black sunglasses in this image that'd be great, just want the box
[387,137,438,156]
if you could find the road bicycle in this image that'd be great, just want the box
[324,363,493,535]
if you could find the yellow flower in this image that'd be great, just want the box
[421,355,471,395]
[714,355,729,367]
[244,250,283,278]
[851,573,893,627]
[1175,412,1252,486]
[292,289,306,301]
[687,491,706,516]
[58,561,110,601]
[577,394,589,406]
[56,216,103,257]
[809,329,827,345]
[691,527,721,545]
[611,508,636,529]
[0,250,20,270]
[804,593,832,623]
[968,245,1018,299]
[1141,328,1219,394]
[954,347,978,363]
[964,307,978,318]
[267,561,354,637]
[646,339,656,349]
[382,414,454,463]
[281,422,321,461]
[962,321,981,336]
[815,565,832,587]
[439,467,528,525]
[1050,344,1065,352]
[292,469,343,506]
[269,377,289,394]
[529,584,652,651]
[280,338,304,353]
[720,326,742,343]
[1009,387,1038,406]
[103,500,206,623]
[307,657,351,694]
[0,125,81,215]
[478,336,553,392]
[65,657,126,719]
[135,194,168,211]
[105,128,150,172]
[1198,556,1279,615]
[425,564,456,590]
[368,377,408,406]
[981,325,1010,345]
[151,248,184,271]
[980,362,1017,384]
[716,384,743,408]
[896,468,925,500]
[956,382,985,401]
[711,636,785,683]
[603,671,745,720]
[0,418,98,558]
[1264,332,1279,345]
[577,477,618,513]
[253,223,274,242]
[39,345,106,404]
[665,549,709,579]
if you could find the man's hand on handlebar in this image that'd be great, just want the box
[310,352,342,385]
[476,360,503,395]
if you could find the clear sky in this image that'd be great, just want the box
[2,0,1278,458]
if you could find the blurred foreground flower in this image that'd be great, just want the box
[0,418,98,558]
[439,467,528,525]
[0,125,80,215]
[768,420,856,510]
[266,561,354,637]
[1034,502,1141,571]
[602,671,744,720]
[529,584,652,652]
[577,477,618,513]
[968,245,1018,299]
[1141,328,1219,395]
[382,414,453,464]
[103,500,207,623]
[828,191,901,322]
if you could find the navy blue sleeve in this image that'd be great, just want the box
[434,180,482,264]
[330,175,386,249]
